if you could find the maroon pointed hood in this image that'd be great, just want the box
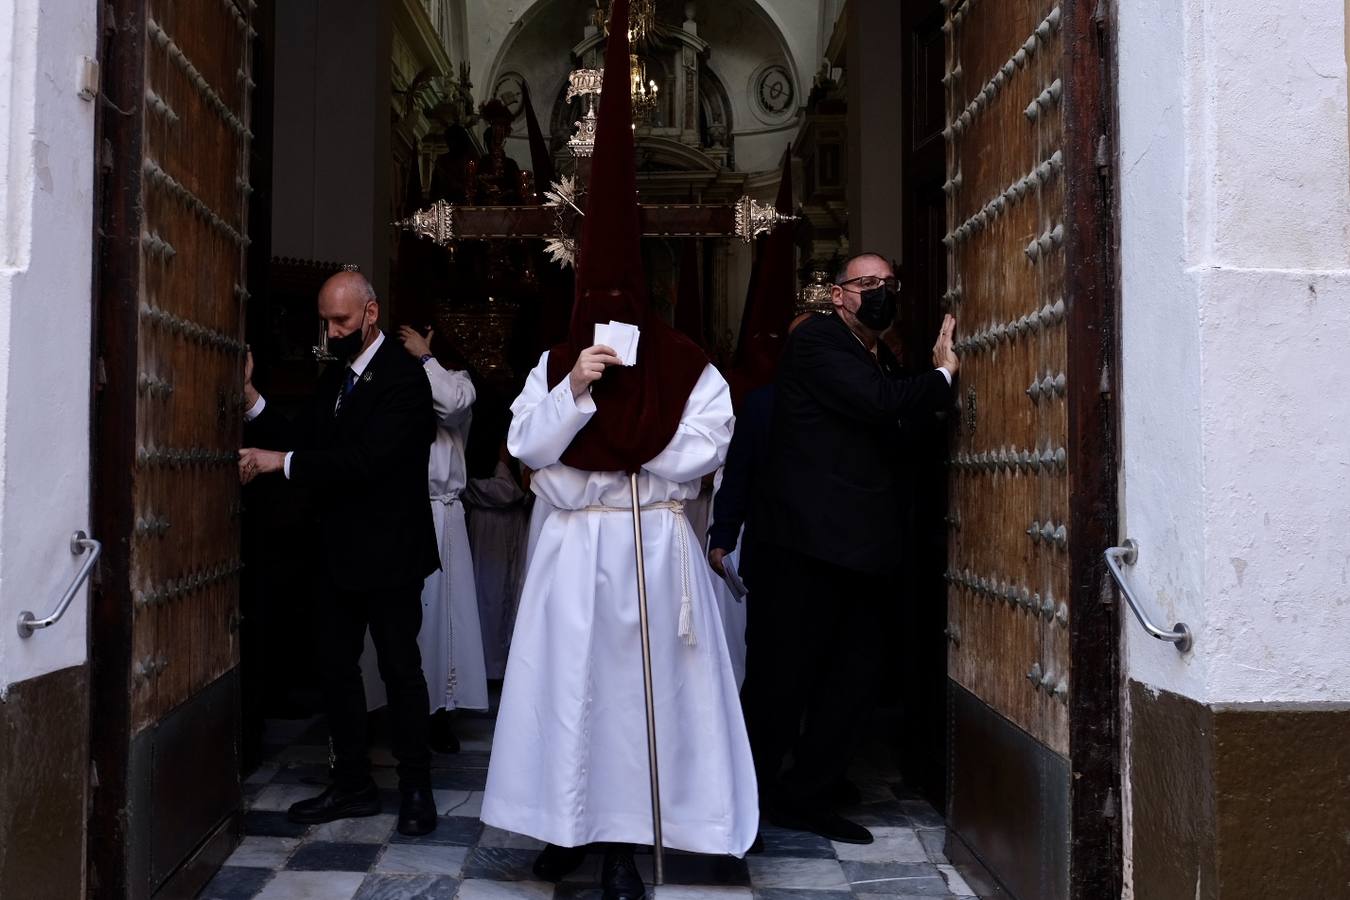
[674,239,706,349]
[729,146,795,407]
[545,0,708,473]
[522,81,556,192]
[527,79,573,355]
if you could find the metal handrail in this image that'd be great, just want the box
[1104,539,1193,653]
[17,531,102,638]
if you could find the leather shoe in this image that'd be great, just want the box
[397,786,438,836]
[287,780,380,824]
[771,804,873,845]
[601,845,646,900]
[832,778,863,807]
[532,843,589,882]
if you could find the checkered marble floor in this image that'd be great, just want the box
[200,714,977,900]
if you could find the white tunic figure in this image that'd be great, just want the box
[707,469,749,689]
[360,360,489,713]
[481,354,759,857]
[707,535,748,689]
[464,458,532,680]
[419,361,490,712]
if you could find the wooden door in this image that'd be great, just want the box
[91,0,254,895]
[941,1,1118,898]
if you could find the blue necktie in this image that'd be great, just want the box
[336,368,356,413]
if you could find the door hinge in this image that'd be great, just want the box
[1095,134,1111,173]
[1093,0,1109,28]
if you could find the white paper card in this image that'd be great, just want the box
[593,320,641,366]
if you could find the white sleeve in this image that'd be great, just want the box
[937,366,953,385]
[506,352,596,471]
[425,360,476,428]
[641,364,734,485]
[283,451,293,479]
[244,395,266,420]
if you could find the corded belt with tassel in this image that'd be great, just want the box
[574,499,697,646]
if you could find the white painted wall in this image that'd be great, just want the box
[1116,0,1210,702]
[1118,4,1350,892]
[1119,0,1350,707]
[0,1,97,691]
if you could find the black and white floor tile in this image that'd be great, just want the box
[201,715,977,900]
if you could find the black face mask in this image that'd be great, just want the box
[856,285,898,331]
[326,322,367,362]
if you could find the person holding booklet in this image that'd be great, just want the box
[479,3,758,898]
[707,312,816,687]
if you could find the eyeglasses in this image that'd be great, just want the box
[836,275,899,292]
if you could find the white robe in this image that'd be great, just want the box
[361,362,490,713]
[481,355,759,857]
[707,470,748,688]
[524,491,554,569]
[709,538,748,690]
[683,483,713,551]
[464,462,532,680]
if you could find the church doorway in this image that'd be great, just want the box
[85,0,1120,897]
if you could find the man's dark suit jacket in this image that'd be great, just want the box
[756,312,952,577]
[247,337,440,593]
[708,383,775,583]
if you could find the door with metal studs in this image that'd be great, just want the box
[92,0,255,895]
[940,1,1119,898]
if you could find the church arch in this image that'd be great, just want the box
[482,0,800,174]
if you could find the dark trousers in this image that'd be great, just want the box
[320,581,431,790]
[740,543,888,811]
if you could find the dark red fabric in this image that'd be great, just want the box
[522,81,556,192]
[545,0,707,474]
[729,147,795,408]
[674,239,705,349]
[525,80,573,354]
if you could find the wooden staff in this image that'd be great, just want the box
[628,472,665,886]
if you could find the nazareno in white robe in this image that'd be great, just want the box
[463,461,532,680]
[362,361,489,713]
[481,354,759,857]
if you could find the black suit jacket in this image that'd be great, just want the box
[756,313,952,576]
[247,336,440,592]
[707,383,775,582]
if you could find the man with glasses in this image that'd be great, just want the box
[745,252,958,844]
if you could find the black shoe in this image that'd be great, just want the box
[832,778,863,807]
[397,786,438,836]
[532,843,589,882]
[601,845,646,900]
[770,804,874,845]
[286,780,380,824]
[428,710,461,754]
